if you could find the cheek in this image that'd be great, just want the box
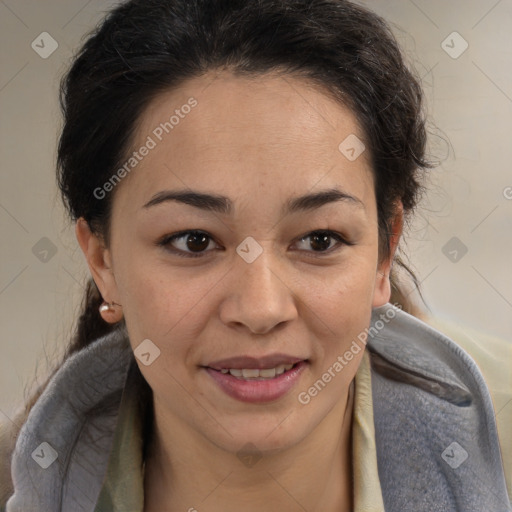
[304,272,374,408]
[309,253,377,350]
[119,267,208,399]
[316,247,377,301]
[116,259,219,357]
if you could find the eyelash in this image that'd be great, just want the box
[156,229,353,259]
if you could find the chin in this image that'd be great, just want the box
[202,408,313,456]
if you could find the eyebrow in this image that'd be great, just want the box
[143,187,365,215]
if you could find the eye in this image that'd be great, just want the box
[157,230,221,258]
[292,230,351,255]
[157,229,352,259]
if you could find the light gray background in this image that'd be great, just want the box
[1,0,511,421]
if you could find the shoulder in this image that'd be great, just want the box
[366,304,511,511]
[367,304,489,404]
[367,303,509,424]
[3,327,133,511]
[422,314,512,500]
[422,314,511,403]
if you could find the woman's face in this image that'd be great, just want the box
[86,71,397,454]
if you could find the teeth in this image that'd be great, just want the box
[220,364,296,379]
[259,368,276,378]
[242,369,260,378]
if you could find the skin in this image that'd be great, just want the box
[77,70,403,511]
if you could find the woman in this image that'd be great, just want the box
[1,0,510,510]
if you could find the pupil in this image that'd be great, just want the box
[311,233,330,251]
[187,233,209,252]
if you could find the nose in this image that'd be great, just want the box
[219,248,297,335]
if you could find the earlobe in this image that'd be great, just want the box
[75,218,120,307]
[372,271,392,308]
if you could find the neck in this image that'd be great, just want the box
[144,383,354,512]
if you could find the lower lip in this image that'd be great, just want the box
[205,362,307,403]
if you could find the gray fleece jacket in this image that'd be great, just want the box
[2,303,511,511]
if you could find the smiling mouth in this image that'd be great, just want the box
[210,363,299,380]
[204,361,308,403]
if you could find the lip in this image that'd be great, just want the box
[206,353,306,370]
[204,361,308,403]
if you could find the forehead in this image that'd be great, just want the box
[117,70,375,212]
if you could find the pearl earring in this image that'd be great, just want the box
[99,302,112,313]
[99,301,122,313]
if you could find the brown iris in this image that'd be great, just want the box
[186,232,210,252]
[309,232,331,252]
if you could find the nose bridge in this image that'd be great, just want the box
[242,246,279,293]
[221,240,296,334]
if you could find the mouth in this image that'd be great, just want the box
[212,362,299,380]
[203,357,308,403]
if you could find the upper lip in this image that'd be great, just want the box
[206,354,306,370]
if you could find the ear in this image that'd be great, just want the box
[75,218,121,308]
[372,202,404,307]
